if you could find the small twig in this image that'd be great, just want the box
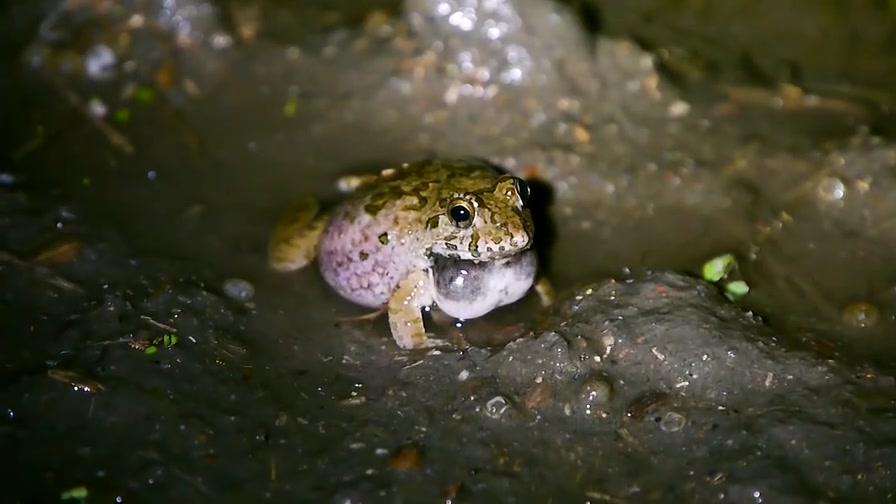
[11,126,46,161]
[584,491,625,503]
[158,98,204,157]
[47,369,104,393]
[140,314,177,332]
[615,427,644,452]
[48,73,135,155]
[0,251,84,293]
[336,308,385,322]
[170,466,211,497]
[95,337,132,346]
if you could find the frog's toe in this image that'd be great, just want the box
[392,332,448,350]
[388,305,437,350]
[418,336,452,350]
[534,276,556,307]
[268,198,326,272]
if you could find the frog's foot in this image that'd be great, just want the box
[534,276,556,307]
[336,308,385,322]
[387,269,443,350]
[268,198,327,272]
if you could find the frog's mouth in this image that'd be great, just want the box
[430,235,533,261]
[430,250,528,264]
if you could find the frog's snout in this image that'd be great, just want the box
[507,225,533,251]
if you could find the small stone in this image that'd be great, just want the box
[389,443,422,471]
[84,44,117,81]
[274,411,288,427]
[572,124,591,144]
[223,278,255,302]
[668,100,691,118]
[523,382,553,410]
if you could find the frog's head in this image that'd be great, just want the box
[429,175,534,261]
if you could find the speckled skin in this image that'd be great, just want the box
[268,158,537,350]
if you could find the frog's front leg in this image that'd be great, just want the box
[268,197,328,272]
[387,269,445,349]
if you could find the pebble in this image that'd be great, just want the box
[84,44,117,81]
[222,278,255,302]
[389,443,422,470]
[523,382,553,410]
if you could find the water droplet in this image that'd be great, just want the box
[842,301,880,328]
[484,395,511,419]
[817,176,845,201]
[210,32,233,50]
[577,373,613,416]
[659,411,686,432]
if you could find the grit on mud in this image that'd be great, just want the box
[1,0,896,502]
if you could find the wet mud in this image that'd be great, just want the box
[2,0,896,501]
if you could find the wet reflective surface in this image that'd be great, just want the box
[3,0,896,501]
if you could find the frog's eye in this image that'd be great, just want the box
[448,200,474,229]
[514,177,530,204]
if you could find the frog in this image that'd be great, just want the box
[267,158,552,350]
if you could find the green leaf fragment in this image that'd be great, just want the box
[113,108,131,123]
[163,334,179,347]
[60,486,88,499]
[144,345,158,355]
[724,280,750,301]
[702,254,736,282]
[133,85,155,103]
[283,96,298,118]
[0,301,13,320]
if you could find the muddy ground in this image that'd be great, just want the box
[2,0,896,502]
